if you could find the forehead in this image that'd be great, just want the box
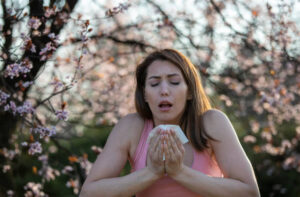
[146,60,182,77]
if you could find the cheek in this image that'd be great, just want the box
[144,88,155,103]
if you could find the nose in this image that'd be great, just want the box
[160,81,169,96]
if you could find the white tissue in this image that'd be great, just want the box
[147,125,189,161]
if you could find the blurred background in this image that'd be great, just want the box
[0,0,299,196]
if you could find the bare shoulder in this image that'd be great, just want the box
[202,109,232,140]
[202,108,228,121]
[112,113,144,140]
[117,113,144,132]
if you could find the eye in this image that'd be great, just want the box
[171,82,180,85]
[150,83,159,87]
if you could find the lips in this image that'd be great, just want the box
[158,100,173,112]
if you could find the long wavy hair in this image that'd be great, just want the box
[135,49,214,151]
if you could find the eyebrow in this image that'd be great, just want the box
[147,73,180,80]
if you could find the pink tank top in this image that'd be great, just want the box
[130,119,223,197]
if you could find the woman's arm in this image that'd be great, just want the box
[164,109,260,197]
[80,114,165,197]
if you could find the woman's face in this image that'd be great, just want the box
[145,60,190,126]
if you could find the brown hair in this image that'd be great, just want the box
[135,49,214,151]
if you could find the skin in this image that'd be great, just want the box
[79,60,260,197]
[144,60,191,126]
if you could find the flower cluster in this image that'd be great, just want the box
[55,110,68,121]
[24,182,46,197]
[21,33,36,53]
[44,7,55,18]
[28,17,42,30]
[15,81,34,89]
[66,178,80,195]
[49,77,64,91]
[39,42,57,61]
[28,142,42,155]
[30,126,56,139]
[0,90,10,106]
[38,155,60,182]
[0,147,18,160]
[4,100,35,116]
[105,2,131,17]
[4,61,33,79]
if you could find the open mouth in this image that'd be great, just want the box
[158,101,173,111]
[159,103,173,108]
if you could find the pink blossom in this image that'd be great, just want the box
[4,61,33,79]
[50,78,64,90]
[30,126,56,139]
[243,135,257,143]
[62,165,74,174]
[28,17,42,30]
[2,165,11,173]
[48,33,60,44]
[28,142,42,155]
[5,101,17,115]
[24,182,45,196]
[0,90,10,106]
[39,42,57,61]
[55,110,68,121]
[105,2,131,17]
[17,101,35,116]
[15,81,33,88]
[39,166,60,182]
[6,190,14,197]
[44,8,55,18]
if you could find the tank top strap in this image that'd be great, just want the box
[132,119,153,165]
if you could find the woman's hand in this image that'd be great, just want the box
[146,129,165,178]
[163,129,185,177]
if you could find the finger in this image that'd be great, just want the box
[148,128,161,145]
[170,134,184,161]
[166,131,176,162]
[153,133,164,160]
[148,132,161,159]
[168,132,180,159]
[170,130,185,155]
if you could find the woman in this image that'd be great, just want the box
[80,49,260,197]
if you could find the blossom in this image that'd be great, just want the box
[39,42,57,61]
[30,126,56,139]
[28,17,42,30]
[2,165,11,173]
[24,182,45,197]
[48,33,60,44]
[20,33,37,53]
[5,101,17,115]
[55,110,68,121]
[4,61,33,79]
[62,165,74,174]
[17,101,35,116]
[6,190,14,197]
[243,135,257,143]
[0,90,10,106]
[28,142,42,155]
[66,178,80,194]
[15,81,34,89]
[39,166,60,182]
[105,2,131,17]
[44,7,55,18]
[91,145,102,155]
[50,77,64,90]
